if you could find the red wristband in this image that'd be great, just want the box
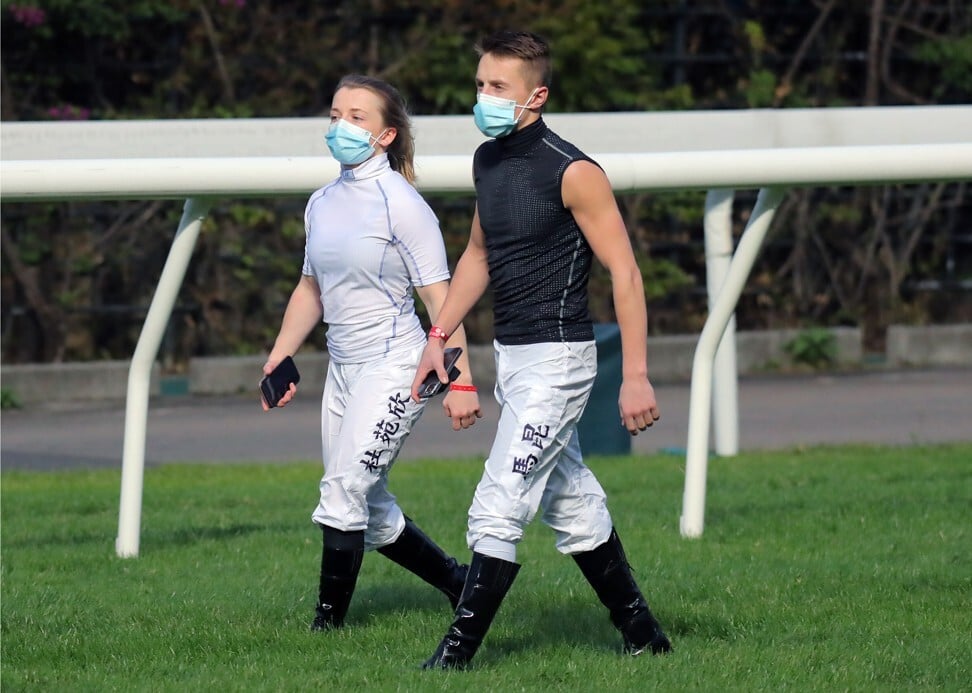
[429,325,449,342]
[449,383,478,392]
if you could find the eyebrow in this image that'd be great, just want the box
[475,78,509,87]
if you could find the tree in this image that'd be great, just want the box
[2,0,970,362]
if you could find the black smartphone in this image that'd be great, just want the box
[260,355,301,408]
[417,347,463,399]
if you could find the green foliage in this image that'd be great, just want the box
[912,34,972,98]
[743,20,768,55]
[3,2,971,362]
[639,190,707,226]
[534,0,665,111]
[2,445,971,689]
[656,83,695,110]
[818,199,864,226]
[44,0,187,38]
[1,388,21,409]
[395,31,479,115]
[743,68,777,108]
[783,327,838,369]
[12,228,51,265]
[639,257,694,303]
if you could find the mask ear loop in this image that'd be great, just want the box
[514,88,541,125]
[371,127,390,145]
[370,127,391,149]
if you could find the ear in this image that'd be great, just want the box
[530,86,549,110]
[376,127,397,148]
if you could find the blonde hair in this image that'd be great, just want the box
[335,74,416,184]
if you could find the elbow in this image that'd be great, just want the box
[612,263,643,294]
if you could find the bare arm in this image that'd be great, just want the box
[562,160,660,434]
[429,205,491,337]
[410,205,491,402]
[261,275,322,410]
[415,280,482,430]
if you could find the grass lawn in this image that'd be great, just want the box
[2,444,970,691]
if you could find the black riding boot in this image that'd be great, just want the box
[422,552,520,670]
[377,516,468,609]
[310,525,365,631]
[572,528,672,655]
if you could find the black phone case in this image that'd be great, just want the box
[418,347,463,399]
[260,356,300,407]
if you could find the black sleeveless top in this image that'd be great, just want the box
[473,118,596,345]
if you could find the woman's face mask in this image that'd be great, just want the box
[473,88,539,138]
[325,119,387,165]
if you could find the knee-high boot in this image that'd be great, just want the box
[310,524,365,631]
[422,552,520,670]
[572,528,672,655]
[377,516,468,609]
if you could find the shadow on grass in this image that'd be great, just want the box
[354,581,457,620]
[354,578,702,661]
[3,519,296,551]
[141,521,294,548]
[459,603,734,664]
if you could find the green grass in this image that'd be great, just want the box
[2,445,970,691]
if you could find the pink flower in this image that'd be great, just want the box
[9,4,47,27]
[46,105,91,121]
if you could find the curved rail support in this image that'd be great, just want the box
[116,197,212,558]
[681,187,786,538]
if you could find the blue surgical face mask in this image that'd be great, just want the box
[325,119,387,165]
[473,89,539,138]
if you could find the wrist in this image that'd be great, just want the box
[622,364,649,380]
[268,347,291,364]
[428,325,449,342]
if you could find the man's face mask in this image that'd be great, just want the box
[473,88,539,138]
[325,119,387,165]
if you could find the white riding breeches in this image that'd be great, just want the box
[311,345,426,550]
[466,340,614,555]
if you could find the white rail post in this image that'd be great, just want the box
[116,197,212,558]
[704,189,740,457]
[681,187,785,538]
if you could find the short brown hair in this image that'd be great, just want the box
[475,30,551,88]
[334,74,416,185]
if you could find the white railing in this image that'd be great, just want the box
[3,108,970,555]
[4,144,971,199]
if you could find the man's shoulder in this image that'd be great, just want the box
[540,128,589,161]
[474,139,501,158]
[472,139,503,174]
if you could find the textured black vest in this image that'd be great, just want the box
[473,118,595,345]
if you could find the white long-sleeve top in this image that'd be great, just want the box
[302,154,450,363]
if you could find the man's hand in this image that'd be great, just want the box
[443,390,483,430]
[618,377,660,435]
